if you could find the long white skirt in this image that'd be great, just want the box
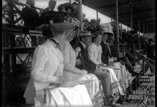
[113,62,129,92]
[63,71,100,100]
[99,66,124,95]
[35,85,93,107]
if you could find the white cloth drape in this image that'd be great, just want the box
[113,62,129,91]
[77,73,100,99]
[45,85,93,107]
[61,41,100,100]
[99,66,123,95]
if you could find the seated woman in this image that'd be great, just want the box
[87,31,124,98]
[23,22,93,107]
[107,35,130,92]
[59,23,100,100]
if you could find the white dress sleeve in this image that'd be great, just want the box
[88,44,100,65]
[62,43,82,74]
[31,45,58,83]
[98,45,103,64]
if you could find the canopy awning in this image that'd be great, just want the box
[82,0,155,33]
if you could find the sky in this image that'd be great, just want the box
[2,0,129,30]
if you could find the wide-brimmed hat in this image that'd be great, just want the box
[35,22,75,38]
[50,22,75,38]
[80,31,94,37]
[102,29,114,35]
[108,36,116,41]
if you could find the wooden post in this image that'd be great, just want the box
[130,2,133,31]
[138,4,141,49]
[138,20,141,49]
[78,0,83,31]
[143,20,145,38]
[2,25,10,75]
[8,2,16,66]
[96,11,98,20]
[116,0,119,58]
[69,0,71,3]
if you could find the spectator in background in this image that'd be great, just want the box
[87,31,124,106]
[83,18,90,31]
[40,0,58,24]
[107,34,118,61]
[88,19,98,33]
[75,31,114,106]
[101,30,113,65]
[40,0,57,15]
[21,0,43,29]
[146,38,155,66]
[96,18,102,31]
[71,2,79,18]
[65,6,74,16]
[58,4,66,12]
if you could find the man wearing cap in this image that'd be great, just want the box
[75,31,121,106]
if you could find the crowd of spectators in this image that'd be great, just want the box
[19,0,155,62]
[5,0,155,106]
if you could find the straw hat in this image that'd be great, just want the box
[80,31,94,37]
[102,28,114,35]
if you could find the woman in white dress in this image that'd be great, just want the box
[87,31,124,97]
[23,22,93,107]
[59,27,100,100]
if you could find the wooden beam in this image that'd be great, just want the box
[97,0,145,9]
[119,15,155,22]
[111,8,155,17]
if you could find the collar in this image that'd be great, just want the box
[93,42,100,47]
[25,3,31,9]
[48,7,52,11]
[50,38,60,48]
[80,41,86,49]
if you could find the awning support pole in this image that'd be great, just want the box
[138,4,141,49]
[130,2,133,30]
[138,20,141,49]
[69,0,71,3]
[8,2,16,66]
[143,20,145,38]
[116,0,119,58]
[78,0,83,31]
[96,11,98,20]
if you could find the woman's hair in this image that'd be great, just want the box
[58,4,65,12]
[42,25,54,38]
[92,31,102,42]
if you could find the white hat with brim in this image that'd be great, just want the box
[102,29,114,35]
[80,31,94,37]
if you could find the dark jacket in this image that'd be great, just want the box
[109,44,118,58]
[21,5,43,28]
[146,44,155,61]
[101,42,111,65]
[75,42,96,73]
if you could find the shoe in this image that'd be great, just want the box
[108,102,121,107]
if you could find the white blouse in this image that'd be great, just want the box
[88,43,102,65]
[24,39,64,104]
